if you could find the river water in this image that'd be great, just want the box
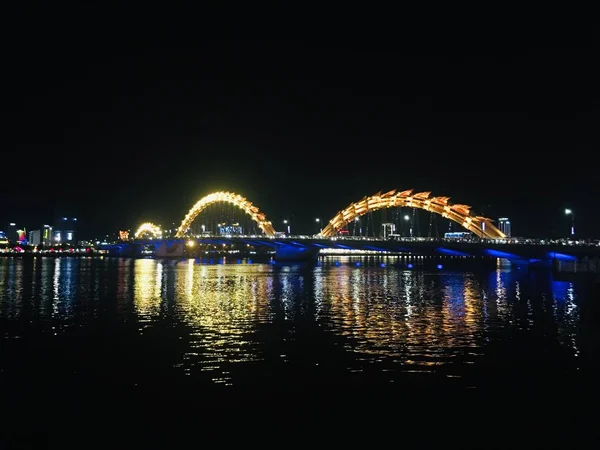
[1,255,598,445]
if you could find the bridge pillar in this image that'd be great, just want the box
[275,245,319,262]
[155,241,184,258]
[509,258,553,269]
[111,243,141,257]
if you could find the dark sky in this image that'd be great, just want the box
[2,30,598,238]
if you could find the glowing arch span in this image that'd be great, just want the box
[134,222,163,239]
[321,189,506,239]
[175,191,276,238]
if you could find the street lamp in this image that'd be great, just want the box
[315,218,321,234]
[565,209,575,236]
[404,215,412,238]
[353,216,362,236]
[8,223,16,243]
[283,219,290,235]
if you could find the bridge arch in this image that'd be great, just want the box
[134,222,163,239]
[175,191,276,238]
[320,189,506,239]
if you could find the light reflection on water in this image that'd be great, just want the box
[0,256,589,387]
[173,260,272,384]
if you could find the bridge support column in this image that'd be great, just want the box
[110,243,141,257]
[275,245,319,262]
[156,241,185,258]
[509,258,553,269]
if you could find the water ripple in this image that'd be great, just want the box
[0,256,590,388]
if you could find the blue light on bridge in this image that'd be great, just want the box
[484,249,520,259]
[407,263,413,269]
[547,252,578,261]
[437,264,443,269]
[252,240,275,248]
[436,248,469,257]
[380,263,386,267]
[355,262,361,267]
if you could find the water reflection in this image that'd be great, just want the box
[173,259,272,384]
[0,256,590,387]
[551,280,580,359]
[0,259,25,319]
[318,268,485,369]
[133,259,163,321]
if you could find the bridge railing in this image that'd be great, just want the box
[139,233,600,247]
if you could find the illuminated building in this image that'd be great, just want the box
[498,218,511,237]
[218,223,243,235]
[16,229,27,244]
[43,225,52,246]
[444,231,473,240]
[53,217,78,244]
[28,225,53,246]
[381,222,395,239]
[29,230,42,246]
[0,231,8,245]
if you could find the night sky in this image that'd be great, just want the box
[3,32,598,239]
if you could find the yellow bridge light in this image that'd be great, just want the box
[175,191,277,238]
[321,189,505,240]
[134,222,162,239]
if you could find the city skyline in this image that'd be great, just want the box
[0,186,581,242]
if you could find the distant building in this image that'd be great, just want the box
[0,231,7,245]
[28,225,53,246]
[381,223,395,239]
[52,230,76,244]
[29,230,42,246]
[53,217,78,244]
[444,231,473,240]
[16,229,27,244]
[42,225,53,246]
[498,218,511,237]
[218,223,243,235]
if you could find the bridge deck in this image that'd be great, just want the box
[123,237,600,262]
